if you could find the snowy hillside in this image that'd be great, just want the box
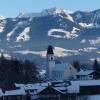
[0,7,100,66]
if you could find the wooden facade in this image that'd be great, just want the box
[37,86,65,100]
[35,86,78,100]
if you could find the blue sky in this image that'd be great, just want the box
[0,0,100,17]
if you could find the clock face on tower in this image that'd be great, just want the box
[47,54,55,61]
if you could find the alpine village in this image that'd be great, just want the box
[0,45,99,100]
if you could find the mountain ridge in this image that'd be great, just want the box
[0,7,100,66]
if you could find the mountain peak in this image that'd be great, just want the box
[18,12,28,18]
[0,16,5,20]
[50,7,64,14]
[41,7,63,16]
[41,7,73,16]
[17,7,74,18]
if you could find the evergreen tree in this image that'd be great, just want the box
[0,55,39,84]
[47,45,54,55]
[22,60,39,83]
[93,59,100,72]
[0,52,4,60]
[72,61,80,72]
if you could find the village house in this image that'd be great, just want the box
[31,81,72,100]
[0,84,26,100]
[3,87,26,100]
[76,69,94,80]
[37,86,66,100]
[13,80,100,100]
[67,80,100,100]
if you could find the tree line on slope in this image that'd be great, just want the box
[72,59,100,72]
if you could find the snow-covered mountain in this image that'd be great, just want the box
[0,7,100,66]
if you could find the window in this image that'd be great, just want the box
[89,75,93,79]
[51,57,53,60]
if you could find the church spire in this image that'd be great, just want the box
[47,45,54,55]
[46,45,55,80]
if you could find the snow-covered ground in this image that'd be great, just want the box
[88,95,100,100]
[48,29,78,39]
[79,23,94,28]
[7,26,19,41]
[14,46,79,57]
[16,27,30,42]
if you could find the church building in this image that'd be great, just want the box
[46,45,77,81]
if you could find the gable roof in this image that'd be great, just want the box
[4,87,26,96]
[77,70,94,75]
[67,80,100,93]
[38,86,64,94]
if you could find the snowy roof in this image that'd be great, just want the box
[15,83,25,87]
[39,70,46,75]
[33,83,50,94]
[87,95,100,100]
[53,63,71,71]
[77,70,94,75]
[15,80,100,95]
[24,84,35,90]
[37,85,66,94]
[67,84,79,93]
[72,80,100,86]
[15,83,42,90]
[51,87,66,94]
[67,80,100,93]
[0,89,3,97]
[4,87,26,96]
[15,83,49,94]
[0,87,26,97]
[55,86,67,93]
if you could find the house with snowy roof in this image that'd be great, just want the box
[31,81,73,100]
[46,45,77,81]
[76,69,94,80]
[0,83,26,100]
[67,80,100,100]
[37,85,67,100]
[3,87,26,100]
[0,87,26,100]
[14,80,100,100]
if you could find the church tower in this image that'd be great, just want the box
[46,45,55,80]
